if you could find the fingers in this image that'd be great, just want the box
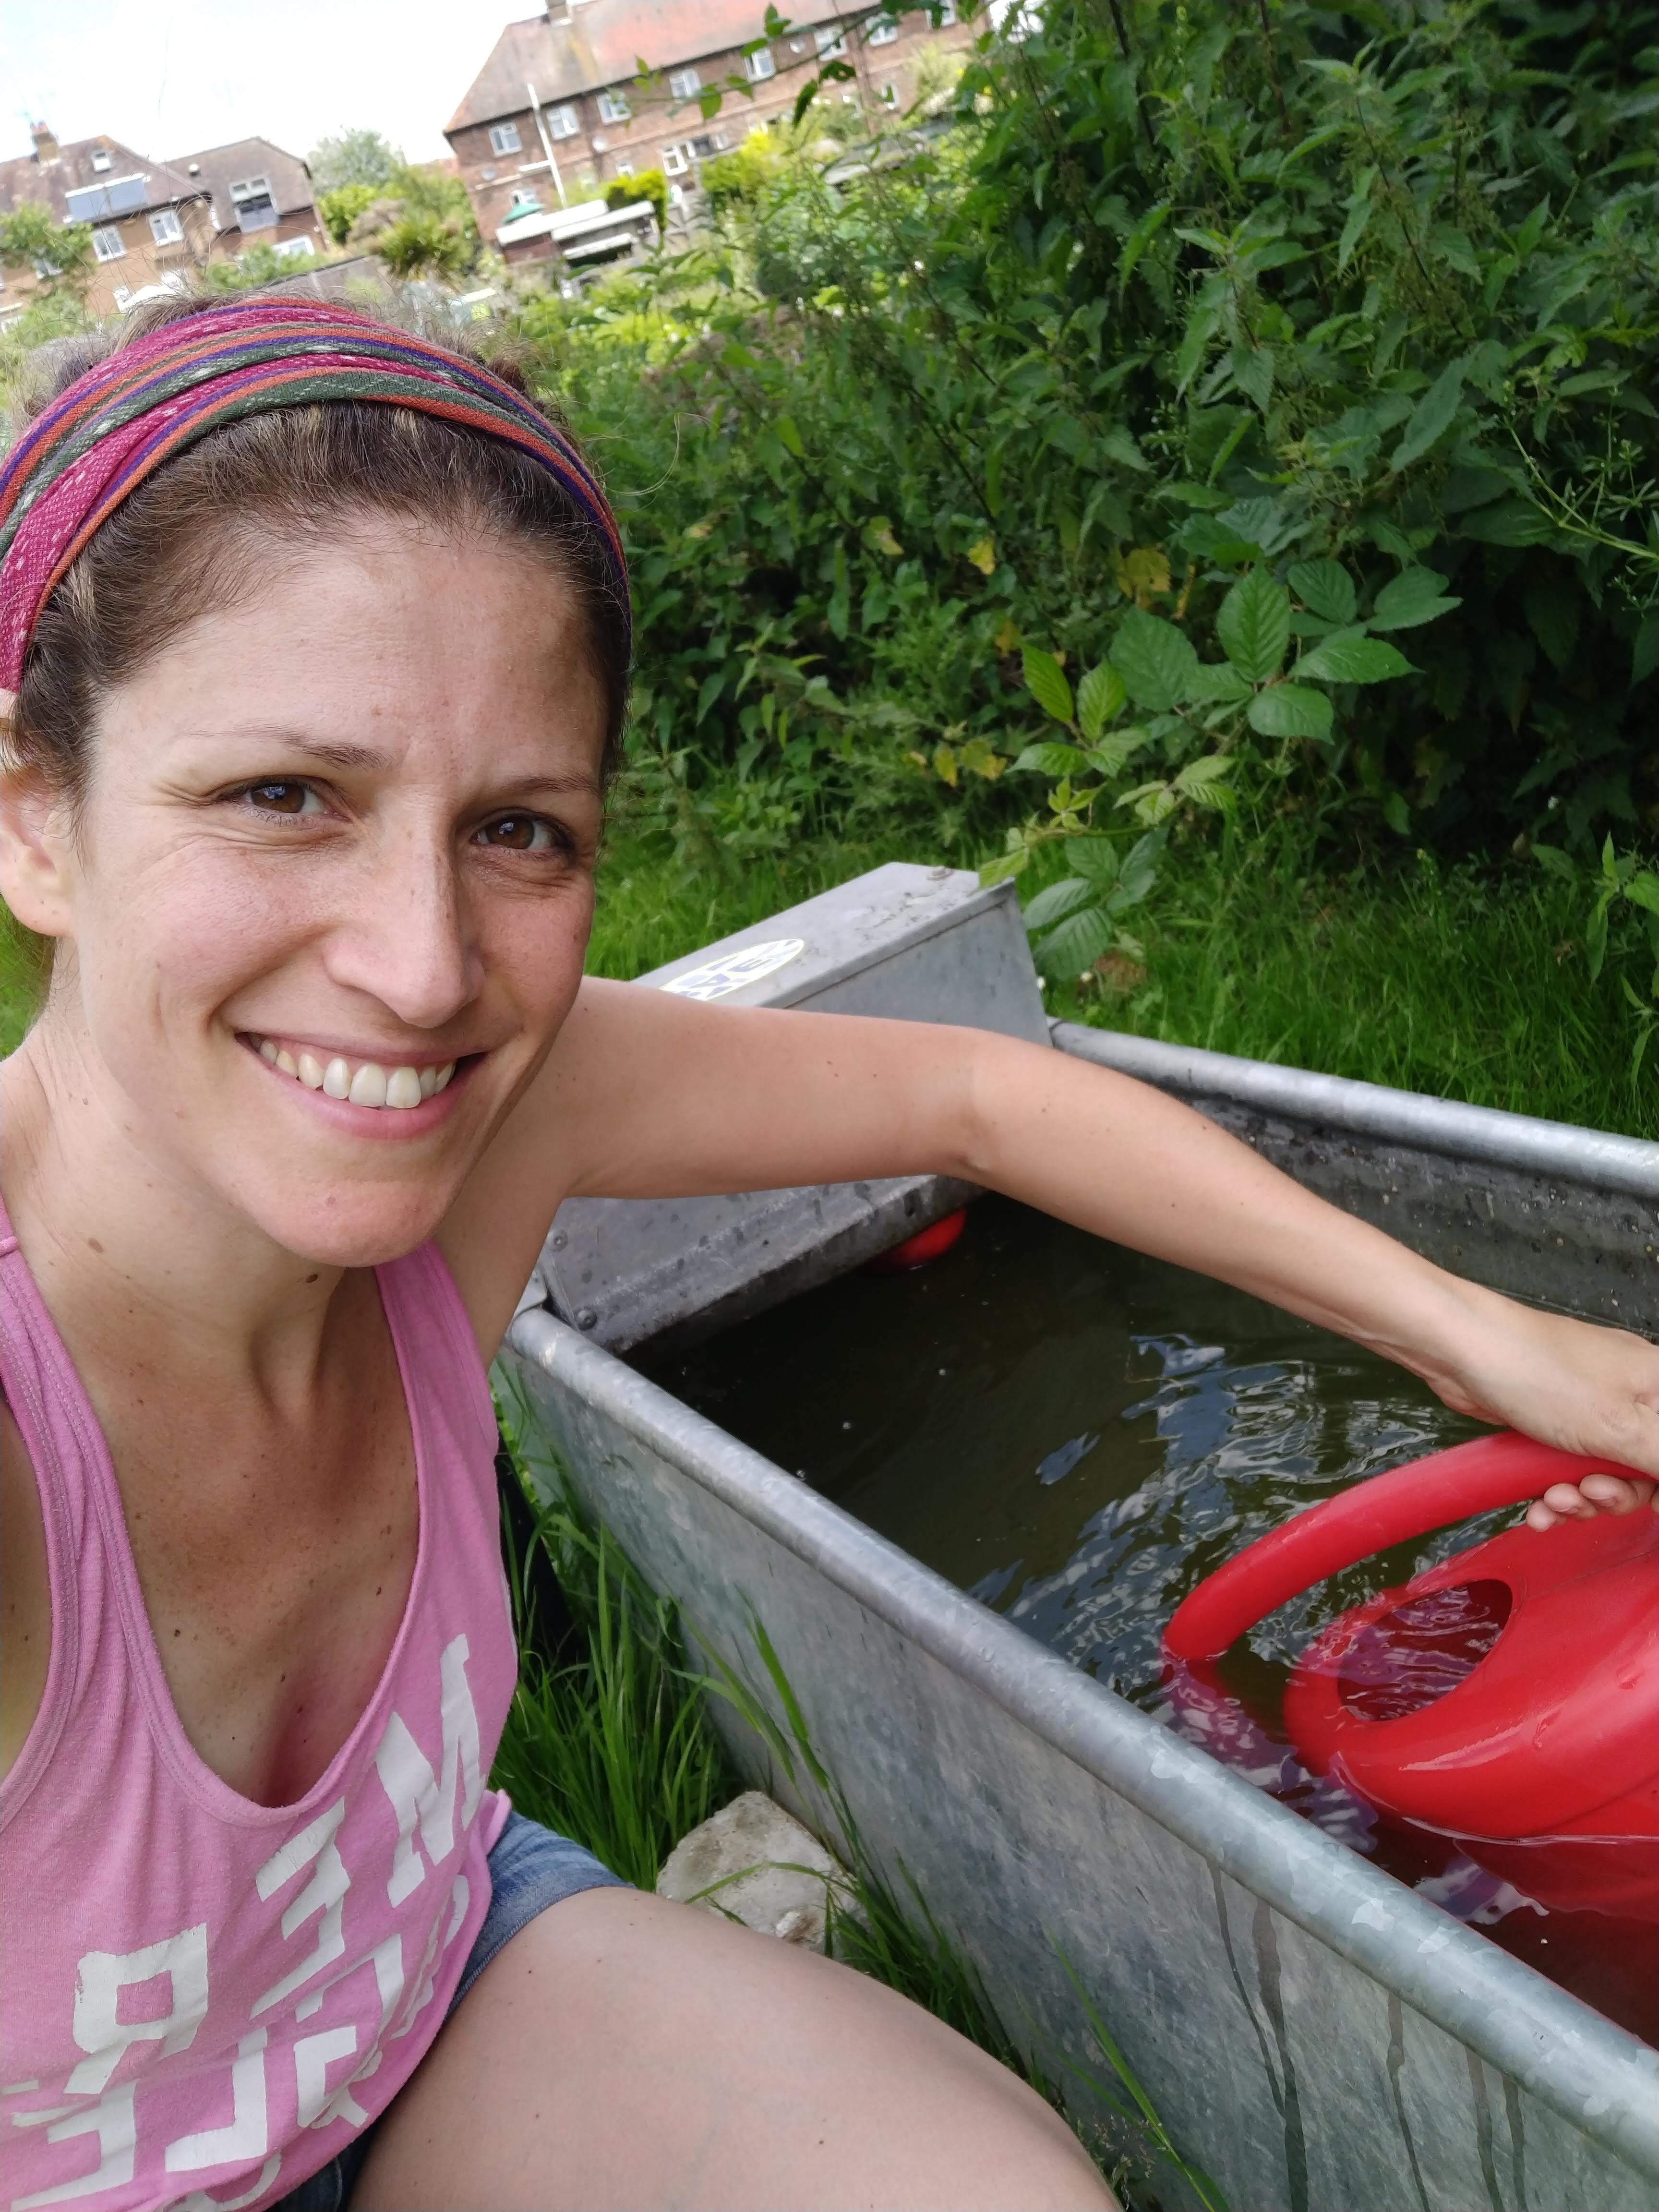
[1525,1472,1658,1533]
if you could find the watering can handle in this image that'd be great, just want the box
[1163,1432,1635,1663]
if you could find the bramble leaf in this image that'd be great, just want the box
[1369,569,1462,630]
[1247,684,1334,739]
[1034,904,1120,978]
[1217,568,1290,683]
[1012,741,1091,777]
[1023,646,1075,726]
[1292,635,1413,684]
[1287,559,1357,627]
[1076,662,1128,741]
[1023,877,1095,931]
[1109,611,1198,711]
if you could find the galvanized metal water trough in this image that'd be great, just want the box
[498,864,1659,2212]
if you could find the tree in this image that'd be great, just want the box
[371,212,474,281]
[307,128,403,193]
[0,203,93,299]
[318,182,381,247]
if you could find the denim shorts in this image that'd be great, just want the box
[270,1812,628,2211]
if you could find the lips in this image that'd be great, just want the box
[247,1035,456,1111]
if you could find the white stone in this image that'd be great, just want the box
[656,1792,851,1952]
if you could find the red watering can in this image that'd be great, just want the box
[1164,1434,1659,1920]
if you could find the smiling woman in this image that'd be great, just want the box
[0,298,1651,2212]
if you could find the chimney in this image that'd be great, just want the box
[31,121,61,165]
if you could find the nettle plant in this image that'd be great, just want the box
[988,557,1456,979]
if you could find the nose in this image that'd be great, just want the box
[320,822,482,1033]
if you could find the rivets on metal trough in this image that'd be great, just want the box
[576,1307,598,1330]
[552,1230,568,1250]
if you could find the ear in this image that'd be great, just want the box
[0,731,77,940]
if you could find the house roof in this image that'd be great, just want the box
[446,0,854,133]
[0,134,199,224]
[167,137,314,229]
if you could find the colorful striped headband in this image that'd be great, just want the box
[0,298,629,693]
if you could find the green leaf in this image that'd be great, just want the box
[1623,872,1659,918]
[1011,741,1092,777]
[1034,904,1119,978]
[1292,635,1413,684]
[1231,343,1274,413]
[1076,663,1127,743]
[1369,569,1462,631]
[1108,611,1199,712]
[1530,842,1577,881]
[1174,755,1236,807]
[1023,646,1075,725]
[1458,497,1551,547]
[1247,684,1334,740]
[1085,730,1148,779]
[775,414,805,460]
[1585,896,1609,981]
[1185,662,1253,704]
[1022,877,1095,931]
[1382,792,1412,836]
[1391,359,1468,472]
[1113,828,1167,907]
[1337,196,1371,271]
[1523,582,1580,673]
[1066,837,1121,885]
[1216,568,1290,684]
[1287,559,1357,627]
[978,850,1028,888]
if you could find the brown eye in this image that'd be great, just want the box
[478,815,555,852]
[244,782,321,816]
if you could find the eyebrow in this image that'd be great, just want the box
[178,730,603,800]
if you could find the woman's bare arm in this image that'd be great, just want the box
[443,979,1658,1511]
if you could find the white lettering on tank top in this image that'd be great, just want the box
[67,1927,209,2095]
[11,2085,136,2210]
[251,1803,349,2018]
[373,1636,482,1905]
[163,2032,268,2174]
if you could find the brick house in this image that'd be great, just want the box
[0,123,214,325]
[445,0,972,264]
[168,138,325,270]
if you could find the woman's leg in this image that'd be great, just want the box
[352,1888,1116,2211]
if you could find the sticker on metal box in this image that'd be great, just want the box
[659,938,805,1001]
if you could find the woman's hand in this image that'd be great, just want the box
[1418,1287,1658,1530]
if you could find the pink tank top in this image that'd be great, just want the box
[0,1208,518,2212]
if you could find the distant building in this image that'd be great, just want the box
[445,0,972,266]
[0,122,214,324]
[168,137,325,270]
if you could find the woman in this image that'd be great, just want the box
[0,297,1651,2212]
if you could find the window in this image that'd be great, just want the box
[271,236,313,261]
[92,227,126,263]
[149,208,184,245]
[815,24,847,58]
[935,0,957,21]
[613,160,635,176]
[668,66,701,100]
[90,149,112,172]
[488,121,522,156]
[867,14,898,43]
[744,44,777,80]
[547,103,579,139]
[660,143,689,176]
[879,81,898,104]
[506,189,543,217]
[229,174,277,229]
[597,90,631,123]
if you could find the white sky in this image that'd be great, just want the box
[0,0,514,172]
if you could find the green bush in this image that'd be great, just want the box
[607,168,669,236]
[518,1,1654,873]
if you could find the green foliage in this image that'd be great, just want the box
[702,137,785,215]
[372,210,474,281]
[307,128,403,193]
[515,0,1653,882]
[203,241,322,293]
[608,168,669,235]
[0,203,92,299]
[317,181,381,247]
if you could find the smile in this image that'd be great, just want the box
[245,1034,457,1111]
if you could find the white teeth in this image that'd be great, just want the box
[348,1062,388,1108]
[260,1037,456,1110]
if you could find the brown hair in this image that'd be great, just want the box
[4,293,631,808]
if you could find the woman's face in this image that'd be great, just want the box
[5,523,608,1265]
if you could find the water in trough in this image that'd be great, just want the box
[641,1196,1657,2046]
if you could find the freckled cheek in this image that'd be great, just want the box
[482,887,593,1036]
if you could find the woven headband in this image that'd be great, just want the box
[0,298,629,692]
